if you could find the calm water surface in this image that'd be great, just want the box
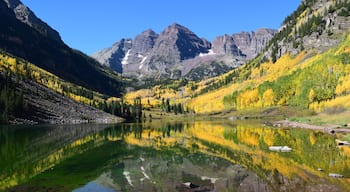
[1,120,350,191]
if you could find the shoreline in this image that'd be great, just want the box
[272,119,350,134]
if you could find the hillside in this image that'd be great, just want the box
[266,0,350,61]
[0,51,122,124]
[0,0,123,96]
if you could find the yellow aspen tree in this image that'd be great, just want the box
[308,89,315,102]
[263,88,275,107]
[309,133,316,145]
[7,57,16,66]
[335,84,345,96]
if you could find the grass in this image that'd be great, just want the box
[343,134,350,142]
[142,108,199,121]
[203,106,315,121]
[290,110,350,127]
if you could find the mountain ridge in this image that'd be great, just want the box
[92,23,276,81]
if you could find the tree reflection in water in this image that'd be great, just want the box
[1,120,349,191]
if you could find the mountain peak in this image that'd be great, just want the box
[153,22,211,62]
[170,22,184,28]
[141,29,157,35]
[255,28,277,34]
[2,0,61,41]
[162,22,193,35]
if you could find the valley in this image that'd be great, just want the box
[1,0,350,191]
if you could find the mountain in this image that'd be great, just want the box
[185,0,350,114]
[93,23,213,79]
[0,0,122,96]
[92,23,276,81]
[3,0,61,41]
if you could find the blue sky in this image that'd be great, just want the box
[21,0,301,55]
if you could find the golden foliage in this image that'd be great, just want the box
[308,89,315,102]
[310,95,350,112]
[187,83,241,113]
[262,88,275,107]
[0,52,106,107]
[237,89,259,109]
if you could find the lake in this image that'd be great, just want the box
[1,120,350,191]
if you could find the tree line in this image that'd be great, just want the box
[160,98,187,115]
[0,72,28,123]
[99,97,142,121]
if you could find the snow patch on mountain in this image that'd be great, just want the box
[199,49,216,57]
[121,50,131,65]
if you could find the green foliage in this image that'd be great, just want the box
[339,53,350,64]
[102,97,142,121]
[271,43,278,63]
[185,61,232,81]
[223,91,238,107]
[336,0,350,16]
[338,8,350,16]
[266,0,312,52]
[160,98,186,115]
[297,14,324,37]
[282,0,315,25]
[343,134,350,142]
[0,75,28,123]
[224,50,346,110]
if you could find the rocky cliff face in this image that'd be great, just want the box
[159,23,211,61]
[233,28,277,59]
[92,24,276,80]
[92,38,132,73]
[131,29,158,54]
[212,34,244,56]
[140,23,211,77]
[3,0,61,41]
[92,29,158,74]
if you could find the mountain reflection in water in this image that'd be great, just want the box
[1,120,350,191]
